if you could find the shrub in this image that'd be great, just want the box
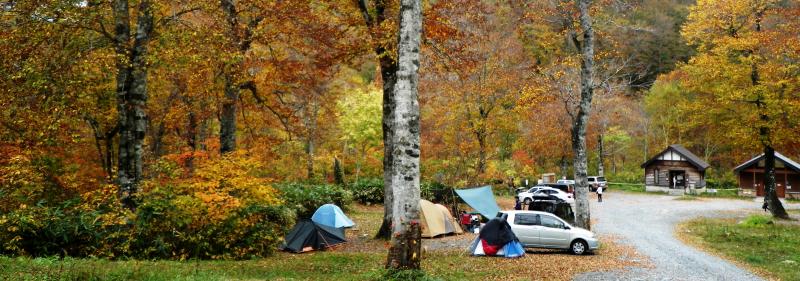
[607,170,643,184]
[347,178,451,205]
[132,186,293,259]
[276,183,353,219]
[0,185,131,258]
[706,178,738,189]
[0,153,79,213]
[740,215,773,227]
[0,153,295,260]
[131,154,294,259]
[350,177,384,204]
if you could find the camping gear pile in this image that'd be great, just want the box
[467,213,525,258]
[419,199,463,237]
[281,204,353,253]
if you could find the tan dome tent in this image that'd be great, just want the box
[419,199,464,238]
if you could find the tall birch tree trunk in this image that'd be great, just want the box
[357,0,400,240]
[114,0,154,210]
[597,134,604,177]
[571,0,595,230]
[385,0,422,270]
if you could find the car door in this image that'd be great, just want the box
[510,213,541,247]
[538,214,571,248]
[549,190,566,201]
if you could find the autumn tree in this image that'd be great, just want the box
[338,87,383,180]
[421,1,532,183]
[356,0,401,239]
[677,0,800,218]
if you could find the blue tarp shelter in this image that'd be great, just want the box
[454,186,502,219]
[311,204,355,228]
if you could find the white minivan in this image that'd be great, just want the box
[501,210,599,255]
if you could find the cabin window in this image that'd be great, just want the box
[654,169,659,184]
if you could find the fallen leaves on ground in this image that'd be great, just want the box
[332,203,649,280]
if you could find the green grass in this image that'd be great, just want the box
[787,198,800,203]
[607,182,646,193]
[0,252,495,281]
[674,195,699,201]
[0,254,386,281]
[682,215,800,280]
[694,189,751,200]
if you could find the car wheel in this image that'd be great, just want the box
[570,240,588,255]
[523,198,532,205]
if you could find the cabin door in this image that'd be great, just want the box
[669,170,686,189]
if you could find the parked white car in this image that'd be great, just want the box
[518,186,575,204]
[502,210,599,255]
[556,179,575,185]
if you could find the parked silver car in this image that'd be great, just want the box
[587,176,607,191]
[501,210,599,255]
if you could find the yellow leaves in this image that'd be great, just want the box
[683,0,779,50]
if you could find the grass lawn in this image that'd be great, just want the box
[693,189,751,200]
[679,215,800,281]
[0,203,646,281]
[607,183,646,193]
[674,195,700,201]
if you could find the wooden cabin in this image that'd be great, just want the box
[641,144,710,195]
[734,152,800,199]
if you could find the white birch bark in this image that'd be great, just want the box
[572,0,595,230]
[386,0,422,270]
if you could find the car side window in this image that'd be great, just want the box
[540,215,564,229]
[588,178,595,182]
[514,214,540,226]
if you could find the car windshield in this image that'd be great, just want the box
[598,177,606,181]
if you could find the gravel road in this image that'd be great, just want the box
[573,192,800,281]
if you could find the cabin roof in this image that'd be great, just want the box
[733,151,800,173]
[641,144,710,171]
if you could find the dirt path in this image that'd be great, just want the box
[573,192,800,281]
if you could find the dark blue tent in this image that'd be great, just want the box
[281,220,346,253]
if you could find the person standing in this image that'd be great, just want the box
[597,185,603,202]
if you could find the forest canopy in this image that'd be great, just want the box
[1,0,799,258]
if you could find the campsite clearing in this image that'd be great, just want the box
[0,198,646,281]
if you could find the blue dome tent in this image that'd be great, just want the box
[311,204,355,228]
